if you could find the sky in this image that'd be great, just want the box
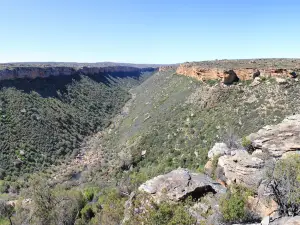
[1,0,300,64]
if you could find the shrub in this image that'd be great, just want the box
[80,204,95,221]
[206,79,219,86]
[96,188,126,225]
[241,136,254,154]
[83,187,100,202]
[0,200,14,225]
[131,201,196,225]
[265,155,300,216]
[219,185,254,223]
[241,136,251,148]
[221,128,241,149]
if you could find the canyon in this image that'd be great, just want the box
[0,59,299,225]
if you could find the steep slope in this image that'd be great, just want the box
[82,68,300,188]
[0,67,155,180]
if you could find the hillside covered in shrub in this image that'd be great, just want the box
[0,70,153,180]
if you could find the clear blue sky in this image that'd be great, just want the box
[1,0,300,64]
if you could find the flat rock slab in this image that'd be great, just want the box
[249,114,300,158]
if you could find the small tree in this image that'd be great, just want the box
[220,127,241,149]
[264,155,300,216]
[26,175,85,225]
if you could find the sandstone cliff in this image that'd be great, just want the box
[176,59,300,83]
[0,65,157,81]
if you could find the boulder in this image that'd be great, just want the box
[138,168,226,203]
[223,70,239,85]
[247,196,278,218]
[217,150,265,189]
[208,142,230,159]
[253,69,261,78]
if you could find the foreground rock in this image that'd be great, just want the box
[125,169,226,224]
[248,114,300,158]
[139,168,226,203]
[217,150,265,189]
[206,114,300,219]
[214,114,300,190]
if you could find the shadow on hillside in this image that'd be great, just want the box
[0,70,154,98]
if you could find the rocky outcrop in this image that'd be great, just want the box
[176,60,299,84]
[211,114,300,190]
[205,114,300,220]
[138,168,226,203]
[248,114,300,158]
[218,150,265,189]
[129,169,226,224]
[0,66,157,81]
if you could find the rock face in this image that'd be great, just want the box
[176,59,300,84]
[206,115,300,219]
[138,168,226,203]
[214,114,300,190]
[0,66,157,81]
[218,150,265,189]
[248,114,300,158]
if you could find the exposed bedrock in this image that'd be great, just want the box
[176,62,299,84]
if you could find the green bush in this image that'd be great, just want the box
[80,204,95,222]
[96,188,126,225]
[265,154,300,216]
[130,201,196,225]
[241,136,251,148]
[220,185,251,223]
[205,79,219,86]
[83,187,100,202]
